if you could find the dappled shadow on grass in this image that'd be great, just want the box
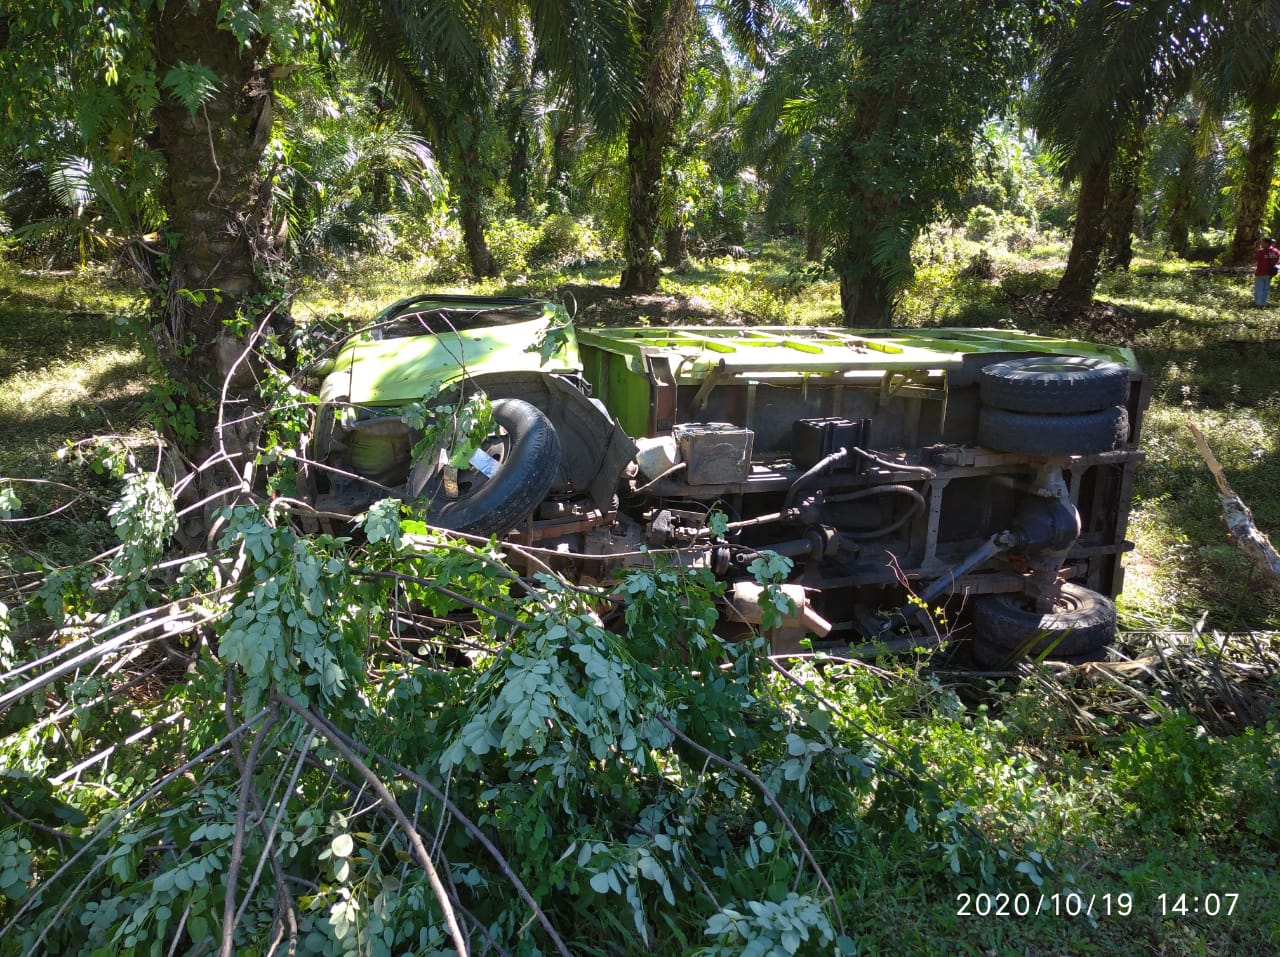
[1138,338,1280,408]
[0,385,150,472]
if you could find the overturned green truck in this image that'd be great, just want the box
[305,295,1149,667]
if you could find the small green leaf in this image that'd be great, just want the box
[589,871,613,894]
[0,485,21,519]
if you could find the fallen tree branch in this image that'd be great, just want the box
[322,726,573,957]
[1187,418,1280,595]
[654,715,846,939]
[3,709,269,950]
[221,700,281,957]
[272,694,470,957]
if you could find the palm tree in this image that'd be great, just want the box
[1030,0,1280,316]
[1147,102,1220,259]
[333,1,638,279]
[618,0,698,292]
[272,76,442,267]
[3,0,638,470]
[739,13,829,261]
[1102,127,1146,270]
[618,0,775,293]
[774,0,1057,326]
[1228,77,1280,262]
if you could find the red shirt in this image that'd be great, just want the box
[1256,244,1279,276]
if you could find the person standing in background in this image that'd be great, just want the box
[1254,236,1280,307]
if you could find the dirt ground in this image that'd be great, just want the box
[554,282,749,327]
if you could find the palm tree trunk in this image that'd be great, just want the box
[508,127,532,219]
[664,222,688,268]
[1163,122,1200,259]
[805,227,824,263]
[839,271,892,327]
[150,0,278,544]
[459,193,498,278]
[619,114,666,292]
[548,120,577,213]
[1055,155,1112,319]
[619,0,695,294]
[151,0,271,461]
[1229,93,1280,265]
[1104,131,1144,270]
[503,36,534,219]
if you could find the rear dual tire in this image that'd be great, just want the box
[971,582,1116,667]
[979,355,1130,414]
[978,405,1130,456]
[977,355,1132,457]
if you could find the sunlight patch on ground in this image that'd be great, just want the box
[1,346,147,424]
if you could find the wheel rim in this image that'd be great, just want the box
[450,428,511,498]
[1007,590,1085,618]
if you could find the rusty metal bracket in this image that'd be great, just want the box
[646,354,678,433]
[690,358,730,413]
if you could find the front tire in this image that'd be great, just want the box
[420,398,561,537]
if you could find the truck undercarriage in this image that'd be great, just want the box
[307,297,1149,665]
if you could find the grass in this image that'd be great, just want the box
[0,265,153,567]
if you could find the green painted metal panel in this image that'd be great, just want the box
[331,312,580,406]
[574,326,1137,384]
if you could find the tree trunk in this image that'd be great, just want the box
[1104,131,1143,271]
[547,119,577,213]
[1165,181,1191,260]
[619,114,666,293]
[1229,93,1280,265]
[150,0,276,543]
[508,125,532,219]
[458,187,498,278]
[503,37,534,219]
[664,222,688,268]
[1055,156,1112,319]
[619,0,694,294]
[805,227,824,263]
[839,271,893,327]
[151,1,272,458]
[1163,122,1200,260]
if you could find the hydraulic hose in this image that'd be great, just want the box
[783,447,851,509]
[825,484,928,540]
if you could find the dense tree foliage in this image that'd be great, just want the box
[4,1,1279,339]
[799,0,1066,325]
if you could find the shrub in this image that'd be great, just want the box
[484,217,540,275]
[964,205,1000,242]
[528,214,610,268]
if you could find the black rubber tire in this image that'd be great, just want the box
[978,405,1129,456]
[972,583,1116,659]
[979,355,1131,414]
[971,640,1109,670]
[421,398,561,536]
